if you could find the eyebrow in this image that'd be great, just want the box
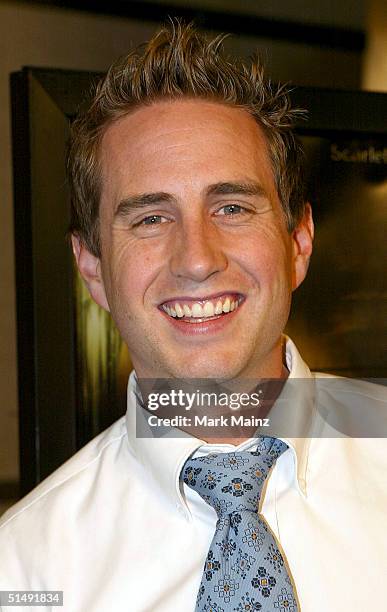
[114,180,268,218]
[206,181,268,198]
[114,192,175,218]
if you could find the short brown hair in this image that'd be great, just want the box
[67,19,306,257]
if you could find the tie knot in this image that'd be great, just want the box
[182,438,288,517]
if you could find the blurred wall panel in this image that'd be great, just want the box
[363,0,387,92]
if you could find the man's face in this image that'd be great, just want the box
[76,99,312,379]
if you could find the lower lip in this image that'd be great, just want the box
[159,302,244,336]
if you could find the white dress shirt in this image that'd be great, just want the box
[0,338,386,611]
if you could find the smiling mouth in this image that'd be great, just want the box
[159,293,244,323]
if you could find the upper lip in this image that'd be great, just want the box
[158,291,244,306]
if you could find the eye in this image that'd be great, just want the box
[221,204,243,215]
[134,214,168,227]
[142,215,164,225]
[216,204,249,217]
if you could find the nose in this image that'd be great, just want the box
[169,216,228,283]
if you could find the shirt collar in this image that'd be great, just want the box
[280,335,316,496]
[125,336,315,509]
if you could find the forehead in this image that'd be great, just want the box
[99,99,277,205]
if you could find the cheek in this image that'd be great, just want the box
[104,239,164,309]
[232,229,292,286]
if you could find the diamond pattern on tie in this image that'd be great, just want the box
[182,437,298,612]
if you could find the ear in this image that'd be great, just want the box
[291,203,314,291]
[71,235,110,312]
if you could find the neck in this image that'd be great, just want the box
[201,364,289,446]
[134,340,290,446]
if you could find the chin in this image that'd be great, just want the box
[165,355,244,381]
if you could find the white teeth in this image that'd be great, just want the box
[203,301,215,317]
[163,296,241,319]
[174,303,184,318]
[183,304,192,317]
[192,303,204,317]
[215,300,223,315]
[222,297,231,313]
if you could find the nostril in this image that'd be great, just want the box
[169,231,228,281]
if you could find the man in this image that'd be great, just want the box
[1,20,386,612]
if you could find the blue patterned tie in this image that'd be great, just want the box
[182,437,298,612]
